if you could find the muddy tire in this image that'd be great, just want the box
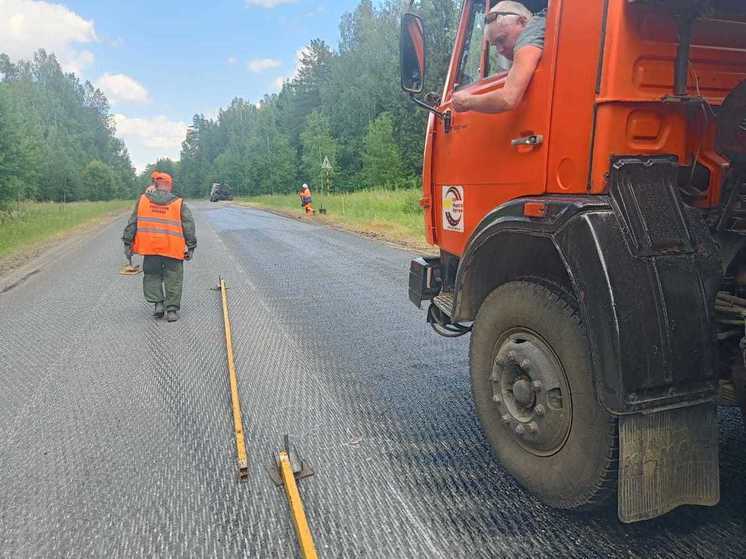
[470,281,618,510]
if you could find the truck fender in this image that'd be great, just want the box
[454,158,721,415]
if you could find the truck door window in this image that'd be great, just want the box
[455,0,487,90]
[486,49,512,78]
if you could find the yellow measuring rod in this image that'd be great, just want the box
[278,450,318,559]
[219,277,249,479]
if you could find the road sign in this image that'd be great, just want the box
[321,156,332,170]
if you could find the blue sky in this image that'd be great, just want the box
[0,0,360,170]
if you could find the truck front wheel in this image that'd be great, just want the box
[470,281,618,510]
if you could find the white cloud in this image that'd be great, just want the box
[0,0,98,74]
[64,49,95,75]
[245,0,298,8]
[303,5,326,17]
[202,107,220,121]
[293,47,309,76]
[271,48,306,91]
[113,114,187,173]
[247,57,281,73]
[95,73,150,105]
[226,56,237,65]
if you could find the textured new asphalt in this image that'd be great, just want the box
[1,202,744,558]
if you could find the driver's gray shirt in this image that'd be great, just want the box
[515,9,546,52]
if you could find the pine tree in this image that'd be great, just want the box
[0,49,137,203]
[81,160,115,201]
[362,112,405,188]
[0,85,40,206]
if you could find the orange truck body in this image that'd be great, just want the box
[403,0,746,523]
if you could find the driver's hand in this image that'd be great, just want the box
[452,91,472,113]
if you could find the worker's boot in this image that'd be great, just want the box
[153,302,165,318]
[166,309,179,322]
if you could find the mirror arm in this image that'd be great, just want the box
[409,94,451,132]
[410,94,440,115]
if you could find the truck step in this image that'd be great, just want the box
[719,379,740,406]
[433,292,455,318]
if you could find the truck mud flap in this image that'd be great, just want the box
[618,402,720,523]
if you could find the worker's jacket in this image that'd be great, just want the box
[123,191,197,260]
[299,188,312,205]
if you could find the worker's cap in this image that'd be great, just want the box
[302,183,308,188]
[151,171,173,190]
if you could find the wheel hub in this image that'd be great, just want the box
[490,330,573,456]
[512,379,534,406]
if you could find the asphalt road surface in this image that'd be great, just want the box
[1,202,745,558]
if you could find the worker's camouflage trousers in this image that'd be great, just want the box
[142,255,183,311]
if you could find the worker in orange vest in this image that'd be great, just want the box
[122,171,197,322]
[298,183,314,215]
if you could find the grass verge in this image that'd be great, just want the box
[0,200,131,264]
[237,189,434,252]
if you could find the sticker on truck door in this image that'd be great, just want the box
[443,186,464,232]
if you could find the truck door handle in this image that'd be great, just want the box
[511,134,544,147]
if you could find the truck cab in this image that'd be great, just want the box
[402,0,746,522]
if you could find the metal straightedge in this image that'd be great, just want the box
[217,276,249,480]
[267,435,317,559]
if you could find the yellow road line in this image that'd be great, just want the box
[278,450,318,559]
[219,278,249,479]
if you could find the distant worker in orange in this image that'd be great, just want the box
[122,171,197,322]
[452,1,545,114]
[298,183,314,215]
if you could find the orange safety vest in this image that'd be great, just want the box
[131,195,186,260]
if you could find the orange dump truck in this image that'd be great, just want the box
[401,0,746,522]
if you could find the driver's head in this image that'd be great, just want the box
[485,1,532,60]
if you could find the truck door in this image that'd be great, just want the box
[429,0,556,257]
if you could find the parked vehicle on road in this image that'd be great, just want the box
[209,183,233,202]
[401,0,746,523]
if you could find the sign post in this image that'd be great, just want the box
[320,156,332,215]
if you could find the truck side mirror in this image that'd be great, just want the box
[400,14,426,94]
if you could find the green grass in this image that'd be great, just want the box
[239,189,429,248]
[0,200,131,260]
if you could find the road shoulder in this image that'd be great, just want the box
[232,201,436,256]
[0,213,126,293]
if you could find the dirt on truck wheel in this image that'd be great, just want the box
[470,281,618,511]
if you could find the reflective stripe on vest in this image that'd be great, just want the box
[131,195,186,260]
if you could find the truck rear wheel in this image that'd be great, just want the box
[470,281,618,510]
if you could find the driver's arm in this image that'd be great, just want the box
[453,45,542,113]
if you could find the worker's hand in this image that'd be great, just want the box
[452,91,473,113]
[184,248,194,261]
[124,244,133,258]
